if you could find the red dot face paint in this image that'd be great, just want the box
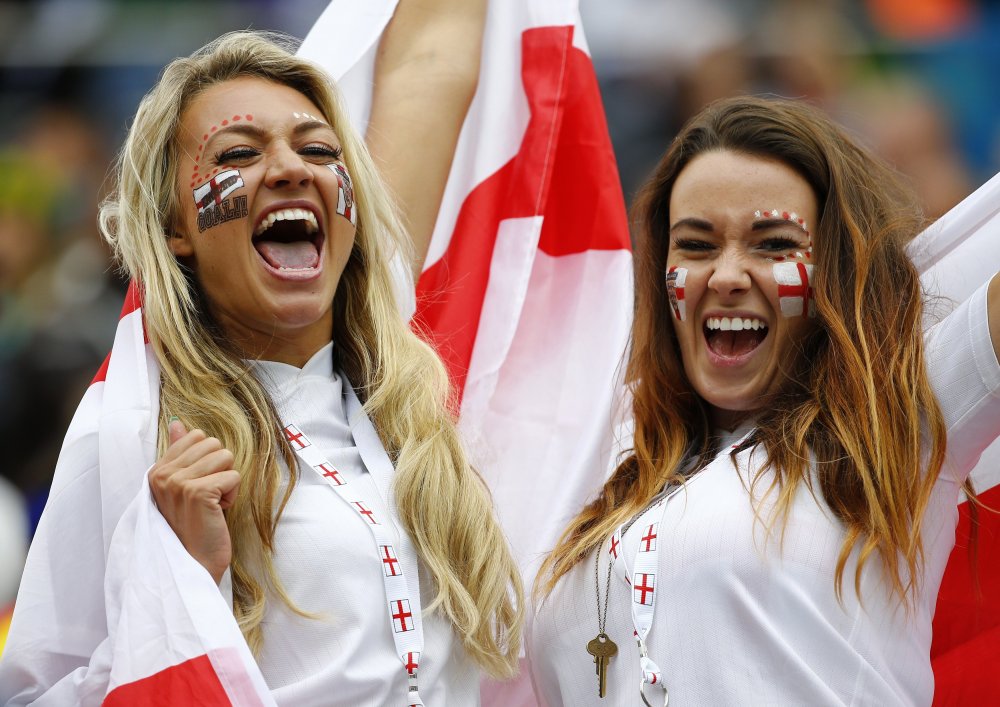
[245,114,253,121]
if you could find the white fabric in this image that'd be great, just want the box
[250,344,478,706]
[0,304,274,706]
[908,169,1000,494]
[528,281,1000,706]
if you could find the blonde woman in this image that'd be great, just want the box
[530,97,1000,705]
[0,3,521,705]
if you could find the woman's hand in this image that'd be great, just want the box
[149,419,241,584]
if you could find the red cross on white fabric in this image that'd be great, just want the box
[609,534,620,559]
[640,523,658,552]
[315,462,344,486]
[283,424,309,450]
[381,545,401,576]
[774,261,815,319]
[404,651,420,676]
[352,501,377,524]
[391,599,414,632]
[634,573,655,606]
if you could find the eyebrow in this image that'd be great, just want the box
[203,120,337,149]
[751,218,808,233]
[669,217,714,233]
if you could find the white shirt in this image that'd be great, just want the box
[528,281,1000,706]
[251,343,479,706]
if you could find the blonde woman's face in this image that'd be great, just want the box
[170,76,357,364]
[666,150,819,429]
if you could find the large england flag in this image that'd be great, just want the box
[909,174,1000,703]
[300,2,632,701]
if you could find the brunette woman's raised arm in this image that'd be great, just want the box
[366,0,487,283]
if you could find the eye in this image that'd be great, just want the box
[673,237,715,252]
[299,143,343,161]
[213,146,259,164]
[758,237,801,252]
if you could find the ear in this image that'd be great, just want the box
[167,230,195,257]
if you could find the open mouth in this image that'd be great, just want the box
[252,208,324,273]
[704,316,768,359]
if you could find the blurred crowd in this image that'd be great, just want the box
[1,0,998,628]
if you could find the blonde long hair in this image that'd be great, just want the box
[540,97,955,605]
[99,31,521,676]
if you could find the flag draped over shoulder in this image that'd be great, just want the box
[909,173,1000,704]
[0,283,274,706]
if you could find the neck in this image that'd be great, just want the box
[212,312,334,369]
[709,406,756,433]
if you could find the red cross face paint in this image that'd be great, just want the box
[169,76,357,365]
[329,163,357,225]
[666,150,820,427]
[773,261,816,318]
[666,266,688,321]
[192,169,247,232]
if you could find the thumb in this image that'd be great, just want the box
[168,416,188,444]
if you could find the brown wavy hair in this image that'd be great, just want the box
[539,96,955,605]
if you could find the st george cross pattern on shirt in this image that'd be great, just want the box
[640,524,658,553]
[381,545,401,577]
[353,501,378,524]
[634,573,656,607]
[314,462,345,486]
[392,599,415,633]
[283,424,310,450]
[282,413,426,706]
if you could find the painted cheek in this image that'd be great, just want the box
[666,266,688,321]
[772,262,816,319]
[192,169,248,233]
[328,163,357,226]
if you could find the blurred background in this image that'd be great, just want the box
[0,0,998,639]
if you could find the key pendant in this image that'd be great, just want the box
[586,632,619,698]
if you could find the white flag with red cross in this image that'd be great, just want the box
[300,2,631,702]
[908,171,1000,704]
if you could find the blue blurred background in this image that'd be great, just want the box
[1,0,998,616]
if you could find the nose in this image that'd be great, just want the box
[264,143,312,190]
[707,247,751,298]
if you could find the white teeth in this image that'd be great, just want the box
[254,208,319,236]
[705,317,767,331]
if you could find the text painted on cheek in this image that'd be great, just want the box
[773,262,816,318]
[192,168,247,233]
[666,266,688,321]
[329,163,357,225]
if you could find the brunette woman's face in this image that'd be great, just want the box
[170,76,357,364]
[666,150,819,429]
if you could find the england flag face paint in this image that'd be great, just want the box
[666,266,688,321]
[192,169,247,233]
[329,163,357,225]
[773,261,816,318]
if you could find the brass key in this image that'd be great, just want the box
[586,632,619,698]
